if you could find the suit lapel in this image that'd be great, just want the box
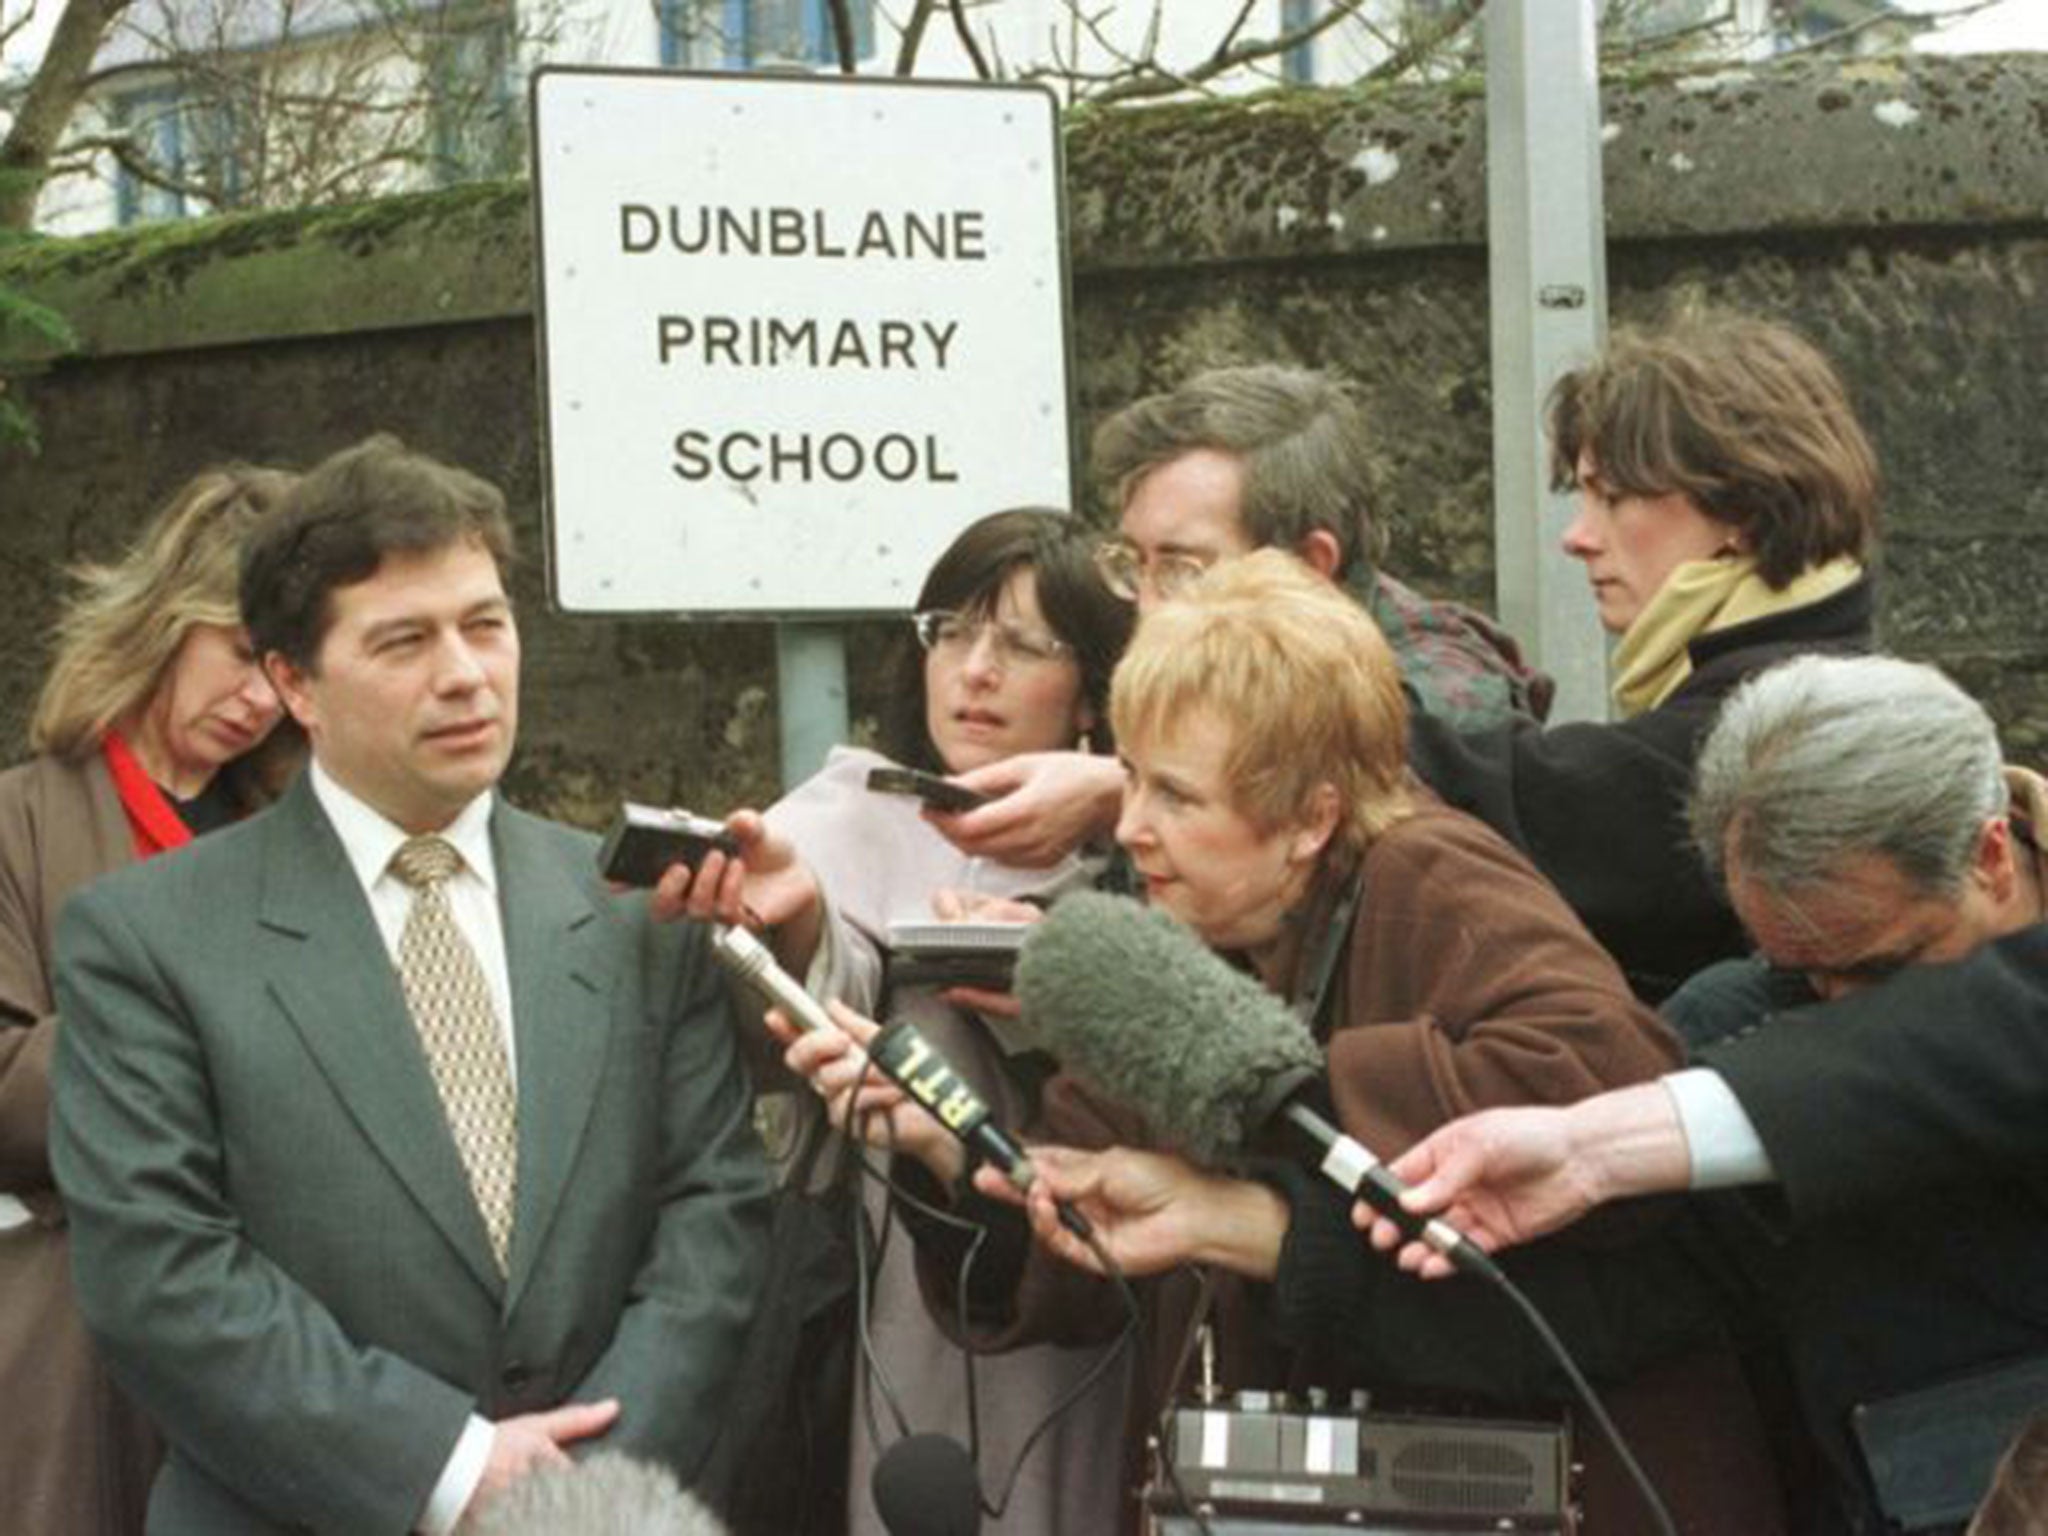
[255,777,504,1295]
[492,804,615,1313]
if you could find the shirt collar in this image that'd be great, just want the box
[308,759,499,896]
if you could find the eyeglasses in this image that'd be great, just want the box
[913,610,1071,668]
[1092,541,1216,603]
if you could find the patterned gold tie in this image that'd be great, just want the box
[390,834,518,1273]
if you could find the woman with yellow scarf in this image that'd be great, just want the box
[1412,312,1878,1002]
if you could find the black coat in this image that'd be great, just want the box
[1700,926,2048,1533]
[1410,578,1875,1000]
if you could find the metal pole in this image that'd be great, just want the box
[774,622,850,790]
[1485,0,1612,723]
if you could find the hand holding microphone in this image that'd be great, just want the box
[1363,1084,1692,1278]
[771,996,968,1187]
[978,1143,1291,1282]
[647,809,826,973]
[713,926,1039,1194]
[1014,891,1497,1280]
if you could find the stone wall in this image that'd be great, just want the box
[3,49,2045,818]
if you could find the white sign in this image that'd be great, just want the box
[530,68,1074,615]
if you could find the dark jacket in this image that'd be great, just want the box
[0,753,161,1536]
[1410,577,1875,1000]
[1698,925,2048,1534]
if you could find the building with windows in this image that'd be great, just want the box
[20,0,1901,235]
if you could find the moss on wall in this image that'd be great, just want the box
[2,51,2045,819]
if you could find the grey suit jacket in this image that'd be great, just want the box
[51,775,772,1535]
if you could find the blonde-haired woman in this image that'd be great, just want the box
[0,463,297,1535]
[783,553,1786,1533]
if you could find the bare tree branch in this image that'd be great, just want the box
[0,0,136,228]
[1361,0,1483,83]
[1,0,41,54]
[1599,0,1741,62]
[1214,0,1259,59]
[1774,0,1989,58]
[824,0,855,74]
[1036,0,1374,107]
[945,0,990,80]
[58,0,533,218]
[891,0,937,75]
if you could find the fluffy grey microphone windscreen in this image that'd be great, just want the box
[1015,890,1322,1163]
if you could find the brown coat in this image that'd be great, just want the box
[0,752,162,1536]
[925,797,1783,1533]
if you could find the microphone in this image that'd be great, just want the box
[1013,891,1493,1278]
[871,1433,982,1536]
[712,925,1037,1193]
[466,1449,729,1534]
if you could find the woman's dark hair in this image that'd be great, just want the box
[1547,312,1879,588]
[880,508,1133,773]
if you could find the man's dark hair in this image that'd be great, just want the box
[1090,364,1382,578]
[241,434,515,669]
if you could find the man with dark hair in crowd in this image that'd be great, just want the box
[1367,654,2048,1533]
[931,362,1551,864]
[51,435,771,1534]
[937,324,1881,1013]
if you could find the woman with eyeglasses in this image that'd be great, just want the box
[776,551,1785,1536]
[683,508,1133,1536]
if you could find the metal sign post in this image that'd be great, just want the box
[1485,0,1611,723]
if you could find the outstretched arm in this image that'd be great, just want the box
[649,808,827,977]
[1360,1082,1692,1278]
[978,1144,1288,1281]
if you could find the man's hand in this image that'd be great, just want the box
[1357,1110,1586,1278]
[977,1145,1288,1281]
[460,1399,619,1525]
[648,810,824,973]
[930,753,1124,868]
[767,1000,964,1187]
[1359,1084,1688,1278]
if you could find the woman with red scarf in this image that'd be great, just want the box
[0,464,298,1535]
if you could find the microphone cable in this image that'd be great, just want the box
[834,1046,1675,1536]
[967,1213,1140,1524]
[1461,1252,1679,1536]
[840,1054,1140,1528]
[1341,1183,1678,1536]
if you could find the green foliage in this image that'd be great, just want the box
[0,172,78,455]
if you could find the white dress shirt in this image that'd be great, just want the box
[306,763,508,1533]
[1662,1067,1777,1188]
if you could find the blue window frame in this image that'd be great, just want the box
[430,13,520,182]
[659,0,875,71]
[113,86,189,226]
[1282,0,1316,85]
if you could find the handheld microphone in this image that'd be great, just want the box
[871,1432,983,1536]
[712,925,1037,1193]
[1013,891,1493,1278]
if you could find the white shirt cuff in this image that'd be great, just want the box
[417,1414,494,1534]
[1662,1068,1776,1189]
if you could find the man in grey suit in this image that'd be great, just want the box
[51,436,772,1533]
